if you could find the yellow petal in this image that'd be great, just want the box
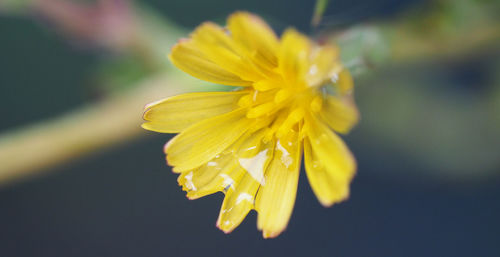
[142,91,246,133]
[304,115,356,207]
[335,69,354,94]
[169,40,252,86]
[178,153,240,199]
[256,131,301,238]
[319,95,359,134]
[191,23,264,81]
[227,12,279,68]
[253,79,280,91]
[278,29,311,83]
[216,172,260,233]
[235,129,274,185]
[165,108,253,172]
[177,155,227,193]
[178,128,270,200]
[306,44,341,86]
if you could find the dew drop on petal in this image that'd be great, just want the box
[276,140,293,168]
[184,171,197,191]
[238,149,269,185]
[235,192,254,205]
[331,73,339,83]
[220,173,235,191]
[309,64,318,75]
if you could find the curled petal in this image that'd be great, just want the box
[304,115,356,206]
[320,95,359,134]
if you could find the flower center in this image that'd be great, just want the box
[238,84,324,141]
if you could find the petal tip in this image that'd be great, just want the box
[318,190,351,208]
[215,220,235,234]
[262,230,281,239]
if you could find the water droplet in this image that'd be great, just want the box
[238,149,269,185]
[220,173,235,191]
[309,64,318,75]
[277,140,293,168]
[235,192,254,205]
[184,171,197,191]
[331,73,339,83]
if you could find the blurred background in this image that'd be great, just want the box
[0,0,499,256]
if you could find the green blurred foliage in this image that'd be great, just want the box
[0,0,34,15]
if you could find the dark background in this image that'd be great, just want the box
[1,0,499,256]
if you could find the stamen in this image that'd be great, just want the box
[263,114,287,142]
[238,95,253,107]
[249,117,274,133]
[246,102,275,118]
[253,80,276,91]
[299,121,309,140]
[274,89,292,104]
[276,108,305,138]
[310,95,323,112]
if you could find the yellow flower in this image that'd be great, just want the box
[142,12,359,238]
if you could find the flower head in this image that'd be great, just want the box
[142,12,359,238]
